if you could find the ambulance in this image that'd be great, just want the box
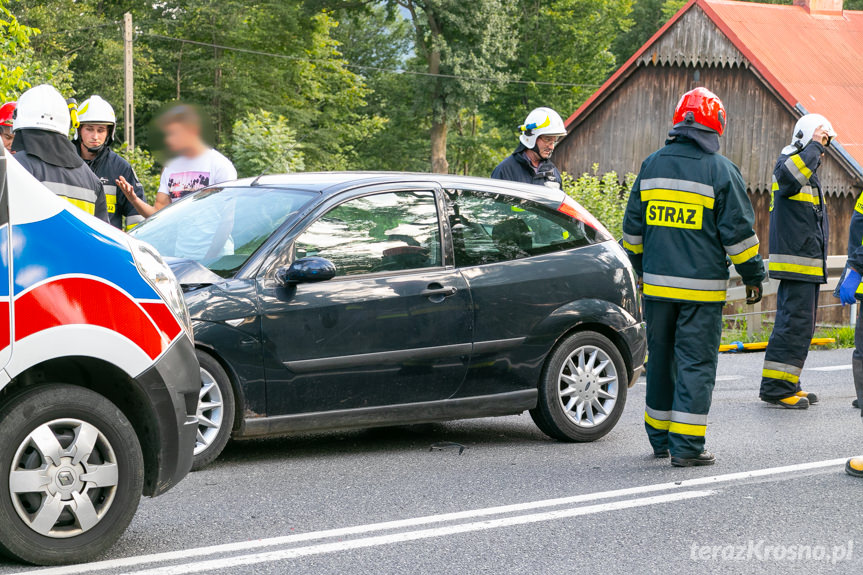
[0,149,199,565]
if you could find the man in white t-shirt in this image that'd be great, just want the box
[119,105,237,260]
[117,104,236,217]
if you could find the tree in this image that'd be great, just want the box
[230,110,305,177]
[0,0,72,101]
[394,0,517,173]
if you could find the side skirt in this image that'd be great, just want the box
[240,389,538,438]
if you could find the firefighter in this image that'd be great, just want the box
[1,102,15,152]
[491,107,566,188]
[836,177,863,477]
[73,95,146,230]
[622,87,765,467]
[759,114,834,409]
[11,85,108,222]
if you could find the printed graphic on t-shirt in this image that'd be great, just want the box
[168,171,210,201]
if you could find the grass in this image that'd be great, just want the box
[721,318,855,350]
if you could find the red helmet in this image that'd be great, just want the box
[672,88,726,136]
[0,101,15,127]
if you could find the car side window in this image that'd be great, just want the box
[445,189,591,267]
[295,191,442,277]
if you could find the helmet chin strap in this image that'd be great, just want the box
[85,143,105,154]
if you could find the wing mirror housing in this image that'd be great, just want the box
[277,257,337,285]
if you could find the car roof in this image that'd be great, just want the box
[233,172,567,206]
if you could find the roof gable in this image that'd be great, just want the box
[564,0,863,181]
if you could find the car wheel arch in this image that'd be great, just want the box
[531,298,638,386]
[194,344,246,434]
[0,356,162,496]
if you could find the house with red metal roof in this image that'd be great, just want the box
[555,0,863,257]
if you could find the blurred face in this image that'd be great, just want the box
[535,134,559,160]
[80,124,109,149]
[162,120,201,156]
[0,126,12,152]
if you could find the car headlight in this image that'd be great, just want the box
[129,239,194,341]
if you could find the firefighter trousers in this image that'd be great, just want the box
[853,305,863,419]
[759,280,819,400]
[643,300,723,458]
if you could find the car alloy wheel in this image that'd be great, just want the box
[557,345,618,428]
[9,418,119,538]
[194,367,225,456]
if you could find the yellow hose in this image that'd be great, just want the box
[719,337,835,353]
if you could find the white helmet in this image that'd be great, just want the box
[519,107,567,149]
[782,113,836,155]
[13,84,71,135]
[74,95,117,144]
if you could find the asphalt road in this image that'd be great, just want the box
[4,349,863,575]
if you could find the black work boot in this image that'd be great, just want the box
[853,398,859,409]
[671,450,715,467]
[653,449,670,459]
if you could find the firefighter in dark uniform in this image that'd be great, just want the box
[491,107,566,189]
[11,84,108,222]
[837,176,863,477]
[74,95,146,230]
[759,114,835,409]
[622,88,765,467]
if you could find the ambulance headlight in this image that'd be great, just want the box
[130,239,194,341]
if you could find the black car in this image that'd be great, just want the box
[131,173,646,468]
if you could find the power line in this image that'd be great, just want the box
[138,32,601,89]
[30,21,122,38]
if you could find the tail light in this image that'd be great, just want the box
[557,196,612,239]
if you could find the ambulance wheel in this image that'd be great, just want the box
[191,351,235,471]
[531,331,628,442]
[0,384,143,565]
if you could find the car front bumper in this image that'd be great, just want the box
[135,334,200,497]
[620,321,647,388]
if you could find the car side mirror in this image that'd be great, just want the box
[277,257,336,285]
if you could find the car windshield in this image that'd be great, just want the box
[131,186,319,278]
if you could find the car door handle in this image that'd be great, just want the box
[421,286,458,300]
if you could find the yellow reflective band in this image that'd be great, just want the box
[641,188,715,209]
[644,412,670,430]
[63,197,96,215]
[767,262,823,276]
[645,201,703,230]
[728,244,760,265]
[788,189,820,206]
[125,222,140,231]
[791,153,813,180]
[856,282,863,295]
[771,181,779,192]
[643,283,726,303]
[762,368,800,384]
[623,240,643,254]
[855,194,863,216]
[669,421,706,437]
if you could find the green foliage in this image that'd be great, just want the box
[561,165,635,239]
[229,110,305,178]
[0,0,73,101]
[118,145,161,204]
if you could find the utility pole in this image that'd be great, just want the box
[123,12,135,149]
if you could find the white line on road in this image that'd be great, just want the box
[807,364,852,372]
[16,457,848,575]
[120,491,716,575]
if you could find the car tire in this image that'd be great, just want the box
[191,351,235,471]
[530,331,628,442]
[0,384,143,565]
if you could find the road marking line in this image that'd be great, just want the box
[807,364,852,372]
[16,458,847,575]
[120,491,716,575]
[715,375,741,381]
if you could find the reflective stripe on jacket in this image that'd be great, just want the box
[622,138,765,304]
[14,151,108,222]
[767,141,828,284]
[848,195,863,296]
